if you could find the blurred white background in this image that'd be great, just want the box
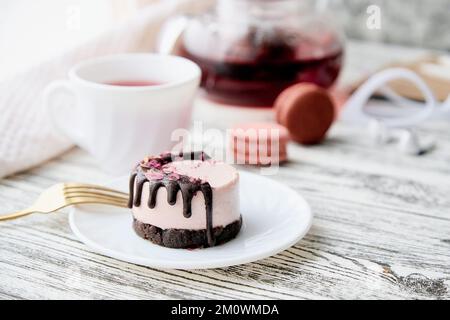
[0,0,143,79]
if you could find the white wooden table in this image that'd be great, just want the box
[1,42,449,300]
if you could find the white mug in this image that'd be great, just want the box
[43,54,201,175]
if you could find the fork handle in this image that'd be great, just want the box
[0,208,35,221]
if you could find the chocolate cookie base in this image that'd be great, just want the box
[133,216,242,249]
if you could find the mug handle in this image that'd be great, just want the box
[43,80,84,146]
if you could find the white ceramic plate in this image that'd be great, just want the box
[69,171,313,269]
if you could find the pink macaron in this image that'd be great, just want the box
[230,122,289,165]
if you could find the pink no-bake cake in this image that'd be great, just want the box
[128,151,241,248]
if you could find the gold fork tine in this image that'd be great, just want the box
[66,196,128,207]
[64,183,128,196]
[65,194,128,202]
[65,195,128,205]
[64,190,128,201]
[64,182,129,203]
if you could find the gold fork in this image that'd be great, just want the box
[0,183,129,221]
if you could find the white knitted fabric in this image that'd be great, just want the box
[0,1,199,178]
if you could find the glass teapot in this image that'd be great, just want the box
[157,0,345,107]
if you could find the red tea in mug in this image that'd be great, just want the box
[105,80,162,86]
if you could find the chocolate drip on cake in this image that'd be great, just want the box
[128,151,216,247]
[127,173,137,208]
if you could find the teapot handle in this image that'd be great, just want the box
[156,15,191,55]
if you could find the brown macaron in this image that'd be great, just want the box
[274,83,335,145]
